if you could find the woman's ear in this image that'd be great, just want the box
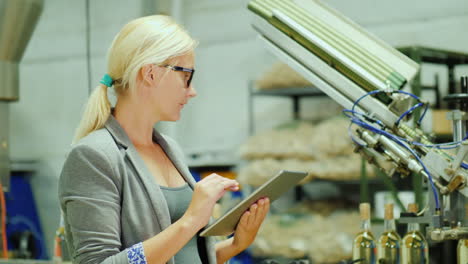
[140,64,156,84]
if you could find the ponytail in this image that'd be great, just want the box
[72,84,111,143]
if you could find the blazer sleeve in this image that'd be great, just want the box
[58,144,147,264]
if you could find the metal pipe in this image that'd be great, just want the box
[0,0,44,101]
[453,119,464,142]
[0,0,43,192]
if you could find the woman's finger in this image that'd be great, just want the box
[254,199,265,224]
[248,203,258,226]
[201,173,231,184]
[202,176,234,188]
[220,179,239,191]
[239,210,250,228]
[201,173,220,181]
[263,198,270,216]
[254,198,269,226]
[204,175,238,187]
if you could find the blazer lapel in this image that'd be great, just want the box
[104,116,172,231]
[125,146,172,229]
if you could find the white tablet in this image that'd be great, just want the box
[200,170,308,237]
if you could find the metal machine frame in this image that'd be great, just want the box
[248,0,468,243]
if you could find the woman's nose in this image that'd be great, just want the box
[188,84,197,98]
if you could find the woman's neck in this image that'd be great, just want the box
[113,97,160,147]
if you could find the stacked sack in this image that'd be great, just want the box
[250,201,360,263]
[242,62,374,263]
[237,117,375,187]
[255,62,312,90]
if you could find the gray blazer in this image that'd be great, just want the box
[59,116,217,264]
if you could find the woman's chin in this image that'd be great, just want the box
[163,114,181,122]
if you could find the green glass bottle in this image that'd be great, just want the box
[401,203,428,264]
[457,204,468,264]
[378,203,401,264]
[353,203,376,264]
[458,239,468,264]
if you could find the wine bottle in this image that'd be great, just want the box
[457,203,468,264]
[401,203,428,264]
[353,203,376,264]
[458,239,468,264]
[378,203,401,264]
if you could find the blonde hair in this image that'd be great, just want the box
[73,15,197,143]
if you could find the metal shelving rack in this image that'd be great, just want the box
[247,81,325,134]
[247,81,326,200]
[397,46,468,109]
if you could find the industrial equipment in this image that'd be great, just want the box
[0,0,43,256]
[247,0,468,257]
[0,0,44,191]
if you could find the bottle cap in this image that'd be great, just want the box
[384,203,394,220]
[360,203,371,220]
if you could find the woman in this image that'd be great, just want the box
[59,15,269,264]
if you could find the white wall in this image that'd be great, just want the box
[177,0,291,158]
[10,0,143,256]
[9,0,468,258]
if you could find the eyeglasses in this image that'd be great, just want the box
[163,65,195,88]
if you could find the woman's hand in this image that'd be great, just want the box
[232,197,270,252]
[183,173,239,230]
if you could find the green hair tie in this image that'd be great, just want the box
[100,74,114,87]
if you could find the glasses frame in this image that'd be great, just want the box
[163,65,195,88]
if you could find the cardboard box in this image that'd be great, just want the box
[432,109,453,135]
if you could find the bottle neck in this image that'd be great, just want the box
[361,218,372,231]
[408,222,420,232]
[384,218,396,232]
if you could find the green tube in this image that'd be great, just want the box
[250,0,398,102]
[268,14,379,93]
[270,0,395,85]
[253,0,407,90]
[247,1,271,17]
[282,0,406,86]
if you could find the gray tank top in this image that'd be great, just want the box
[160,184,204,264]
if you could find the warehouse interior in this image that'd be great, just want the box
[1,0,468,263]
